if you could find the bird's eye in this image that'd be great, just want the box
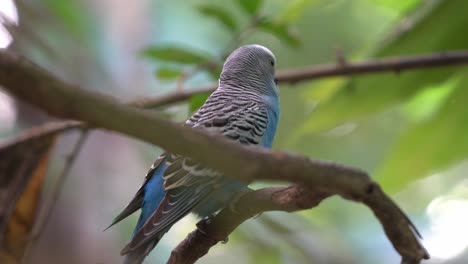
[274,78,278,85]
[270,60,275,66]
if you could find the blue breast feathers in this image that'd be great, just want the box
[261,94,280,148]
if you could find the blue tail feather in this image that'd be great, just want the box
[133,161,167,235]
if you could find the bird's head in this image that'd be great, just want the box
[220,44,278,96]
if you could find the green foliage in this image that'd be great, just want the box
[44,0,91,37]
[278,0,319,22]
[376,72,468,191]
[142,46,209,64]
[300,0,468,133]
[370,0,422,12]
[237,0,263,15]
[258,19,301,47]
[198,5,237,32]
[295,0,468,191]
[144,0,299,90]
[189,93,210,113]
[155,68,183,81]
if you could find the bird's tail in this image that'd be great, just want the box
[122,237,159,264]
[121,227,170,264]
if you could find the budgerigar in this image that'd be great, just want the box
[109,45,280,264]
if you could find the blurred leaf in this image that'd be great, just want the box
[376,72,468,192]
[198,5,237,32]
[237,0,263,15]
[258,19,301,47]
[0,132,56,263]
[300,0,468,133]
[279,0,319,22]
[44,0,91,37]
[189,93,210,113]
[142,46,210,64]
[154,68,183,81]
[401,80,455,122]
[250,247,282,264]
[370,0,422,13]
[208,67,222,80]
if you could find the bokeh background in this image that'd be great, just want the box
[1,0,468,263]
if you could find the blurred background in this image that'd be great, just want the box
[1,0,468,263]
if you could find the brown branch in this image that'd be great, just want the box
[168,183,429,264]
[275,50,468,83]
[168,185,331,264]
[0,50,431,263]
[136,50,468,108]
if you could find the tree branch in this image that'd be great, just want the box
[0,50,432,263]
[136,50,468,108]
[168,185,331,264]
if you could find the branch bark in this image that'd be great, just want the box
[136,50,468,108]
[0,50,434,263]
[168,185,331,264]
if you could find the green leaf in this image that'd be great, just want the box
[45,0,91,37]
[278,0,319,23]
[208,67,222,80]
[198,5,237,32]
[376,72,468,192]
[189,93,210,113]
[299,0,468,133]
[154,68,182,80]
[142,46,209,64]
[370,0,422,13]
[237,0,263,15]
[258,19,301,47]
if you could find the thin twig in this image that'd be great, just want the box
[21,130,89,263]
[134,50,468,108]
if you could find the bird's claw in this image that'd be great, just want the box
[221,236,229,244]
[196,216,229,243]
[196,215,214,236]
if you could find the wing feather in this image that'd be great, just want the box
[123,100,270,253]
[105,155,166,230]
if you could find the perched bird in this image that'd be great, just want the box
[109,44,280,263]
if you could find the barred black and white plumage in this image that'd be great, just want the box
[111,45,280,263]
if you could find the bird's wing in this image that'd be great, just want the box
[106,154,166,230]
[122,101,270,252]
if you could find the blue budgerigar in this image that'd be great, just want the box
[109,44,280,264]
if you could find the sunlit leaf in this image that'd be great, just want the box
[376,72,468,192]
[189,93,210,113]
[198,5,237,32]
[142,46,210,64]
[155,68,183,81]
[237,0,263,15]
[278,0,319,23]
[370,0,422,13]
[300,0,468,133]
[401,80,455,122]
[258,19,300,47]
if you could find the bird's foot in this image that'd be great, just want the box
[196,215,229,243]
[221,236,229,244]
[196,215,213,236]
